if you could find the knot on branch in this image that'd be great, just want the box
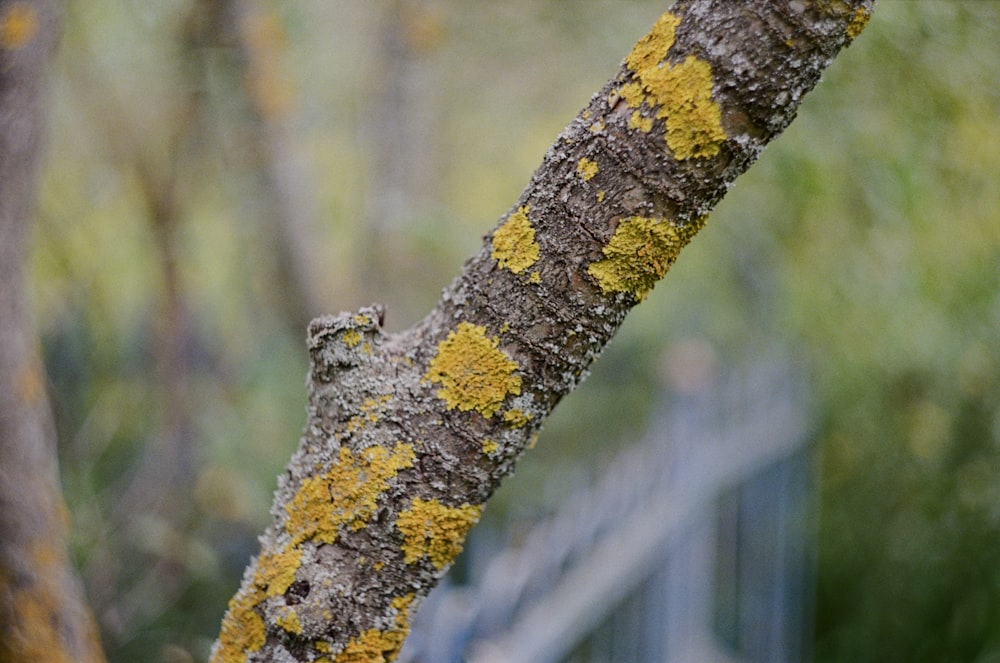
[307,305,386,384]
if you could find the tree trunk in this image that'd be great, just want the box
[0,1,108,661]
[212,1,873,661]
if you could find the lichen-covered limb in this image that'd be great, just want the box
[212,1,873,661]
[0,2,108,661]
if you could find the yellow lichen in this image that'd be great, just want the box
[254,547,302,596]
[620,10,727,160]
[276,608,302,634]
[214,592,267,662]
[0,3,37,50]
[213,546,301,661]
[615,81,647,109]
[588,215,707,301]
[846,6,871,41]
[285,443,415,544]
[482,439,499,455]
[342,329,363,348]
[629,110,654,133]
[503,408,532,428]
[334,628,406,663]
[333,594,414,663]
[597,190,606,202]
[528,271,542,284]
[492,205,540,274]
[654,56,727,159]
[424,322,521,418]
[397,498,482,569]
[576,157,599,181]
[625,12,681,72]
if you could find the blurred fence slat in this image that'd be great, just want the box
[400,355,813,663]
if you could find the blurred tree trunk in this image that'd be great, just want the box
[360,0,445,324]
[0,1,107,661]
[212,1,873,661]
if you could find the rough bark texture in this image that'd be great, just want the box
[0,1,108,661]
[212,1,873,661]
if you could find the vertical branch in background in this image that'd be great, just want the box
[361,0,444,322]
[191,0,325,333]
[234,0,325,329]
[0,1,107,661]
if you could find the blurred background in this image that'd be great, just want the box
[29,1,1000,661]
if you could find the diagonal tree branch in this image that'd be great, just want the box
[212,1,874,661]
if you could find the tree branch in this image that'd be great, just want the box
[212,1,873,661]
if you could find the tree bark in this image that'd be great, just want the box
[0,1,108,661]
[212,1,873,661]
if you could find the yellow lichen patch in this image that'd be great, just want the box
[503,408,532,428]
[615,81,647,109]
[391,593,415,613]
[214,591,267,662]
[333,627,406,663]
[0,3,37,50]
[654,56,727,159]
[846,6,871,41]
[629,110,654,133]
[529,270,542,284]
[285,443,415,544]
[333,594,414,663]
[482,439,499,455]
[577,157,599,181]
[492,205,540,274]
[597,190,606,203]
[625,11,681,72]
[620,10,726,160]
[397,498,482,569]
[276,607,303,634]
[254,547,302,597]
[342,329,363,348]
[424,322,521,418]
[588,215,707,301]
